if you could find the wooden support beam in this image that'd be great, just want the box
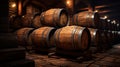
[23,0,29,7]
[18,0,22,15]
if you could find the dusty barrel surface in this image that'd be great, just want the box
[111,22,116,31]
[31,13,42,28]
[73,11,100,28]
[54,26,91,51]
[100,30,108,43]
[88,28,101,47]
[22,14,33,27]
[40,8,68,27]
[15,28,34,46]
[113,22,120,31]
[9,15,22,29]
[107,22,112,30]
[22,13,41,27]
[100,19,106,30]
[107,31,113,43]
[29,27,56,48]
[100,30,112,49]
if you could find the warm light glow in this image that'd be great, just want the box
[66,0,72,8]
[107,19,110,22]
[111,21,114,24]
[117,24,119,26]
[113,45,120,49]
[91,15,94,18]
[22,15,24,18]
[18,0,22,15]
[104,16,108,19]
[100,16,108,19]
[11,3,16,8]
[95,10,98,12]
[66,0,70,5]
[111,20,116,24]
[112,20,116,24]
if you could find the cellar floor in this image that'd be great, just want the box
[26,44,120,67]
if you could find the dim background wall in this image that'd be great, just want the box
[0,0,9,33]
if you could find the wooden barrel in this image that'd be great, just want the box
[116,23,120,31]
[101,30,108,43]
[105,31,113,48]
[29,27,56,48]
[107,22,112,30]
[107,31,113,43]
[114,31,118,43]
[22,14,33,27]
[15,28,34,46]
[9,15,22,29]
[100,19,108,30]
[110,31,114,44]
[113,22,120,31]
[22,13,41,27]
[31,13,42,28]
[54,26,91,51]
[101,19,113,30]
[88,28,101,47]
[111,22,114,31]
[115,31,119,43]
[40,8,68,27]
[100,30,109,49]
[73,11,100,28]
[117,31,120,43]
[111,31,116,43]
[102,30,113,48]
[9,13,42,29]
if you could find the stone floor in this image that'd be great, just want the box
[26,44,120,67]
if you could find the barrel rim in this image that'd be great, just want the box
[58,8,68,27]
[72,26,78,49]
[31,13,41,28]
[54,28,62,48]
[78,27,91,51]
[89,28,101,46]
[30,27,56,48]
[93,12,100,27]
[15,28,34,46]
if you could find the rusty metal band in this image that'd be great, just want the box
[42,27,49,47]
[71,26,78,49]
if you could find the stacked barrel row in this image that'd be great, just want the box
[111,31,120,44]
[72,11,120,51]
[9,8,68,29]
[14,8,68,51]
[10,8,120,56]
[11,8,90,56]
[99,19,120,45]
[14,8,92,54]
[100,19,120,31]
[72,11,120,31]
[88,29,120,51]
